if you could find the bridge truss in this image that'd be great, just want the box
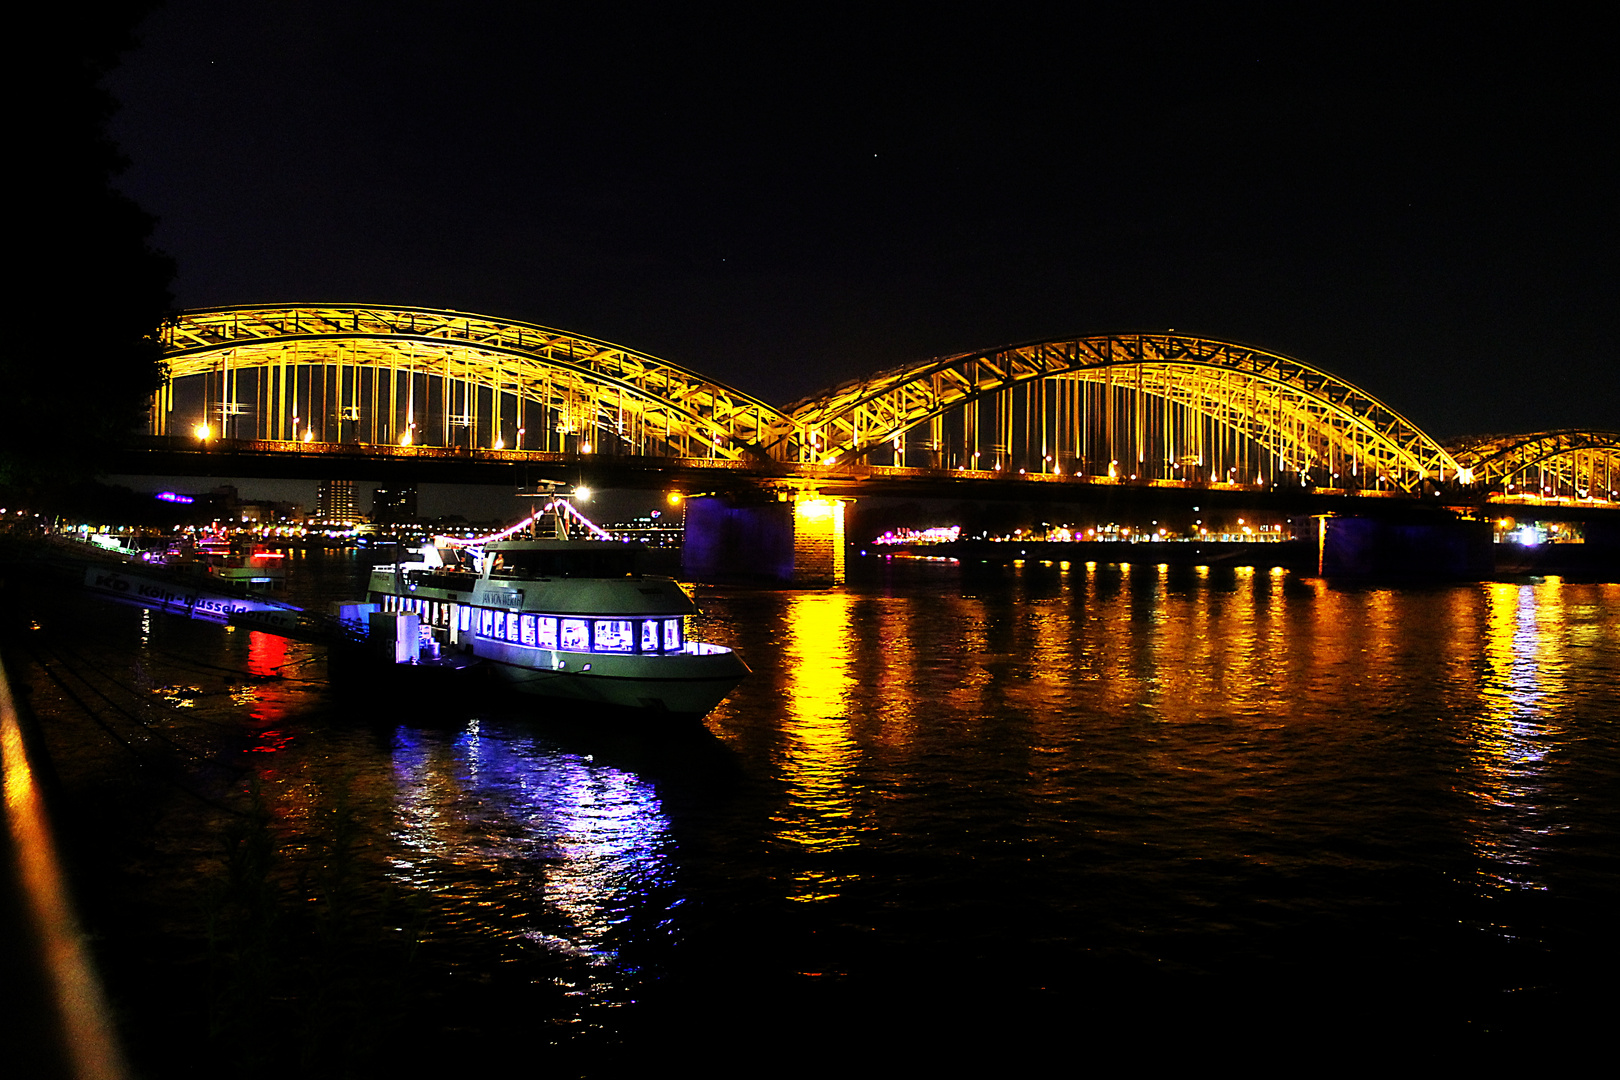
[776,335,1462,492]
[1446,430,1620,501]
[153,312,1607,503]
[154,305,787,460]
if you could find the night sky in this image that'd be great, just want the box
[107,3,1615,445]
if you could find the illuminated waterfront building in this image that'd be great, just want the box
[315,479,357,526]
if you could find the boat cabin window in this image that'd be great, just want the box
[489,548,639,579]
[472,609,686,654]
[593,620,635,653]
[559,618,589,651]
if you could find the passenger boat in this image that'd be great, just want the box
[360,496,749,721]
[207,538,288,589]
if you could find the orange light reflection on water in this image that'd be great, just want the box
[773,592,865,902]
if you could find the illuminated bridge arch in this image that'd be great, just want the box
[155,305,786,460]
[776,334,1462,492]
[1446,430,1620,500]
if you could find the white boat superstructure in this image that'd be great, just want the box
[363,503,748,720]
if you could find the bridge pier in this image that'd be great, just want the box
[1317,516,1493,578]
[682,489,848,586]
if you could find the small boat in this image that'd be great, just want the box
[83,565,303,633]
[207,538,288,589]
[358,495,748,721]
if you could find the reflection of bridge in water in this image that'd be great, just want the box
[126,304,1619,581]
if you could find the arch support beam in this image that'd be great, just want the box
[158,305,787,461]
[778,334,1460,492]
[1446,429,1620,499]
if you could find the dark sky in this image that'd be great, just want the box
[107,2,1615,442]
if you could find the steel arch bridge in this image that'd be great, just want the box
[155,304,788,460]
[152,308,1561,497]
[775,334,1463,492]
[1446,430,1620,500]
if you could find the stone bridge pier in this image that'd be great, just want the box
[681,486,848,587]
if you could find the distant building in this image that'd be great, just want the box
[238,500,299,526]
[372,485,418,527]
[315,479,357,526]
[191,484,237,522]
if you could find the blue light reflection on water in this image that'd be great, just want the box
[386,717,679,999]
[1469,582,1569,892]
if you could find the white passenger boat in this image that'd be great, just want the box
[362,498,748,721]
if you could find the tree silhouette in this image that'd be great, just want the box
[5,4,174,497]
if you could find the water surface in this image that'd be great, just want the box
[13,552,1619,1070]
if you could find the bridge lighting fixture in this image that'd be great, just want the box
[581,441,593,454]
[304,429,315,443]
[574,486,592,502]
[194,423,211,440]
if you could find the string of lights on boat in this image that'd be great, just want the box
[439,494,613,548]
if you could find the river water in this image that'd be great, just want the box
[10,551,1620,1073]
